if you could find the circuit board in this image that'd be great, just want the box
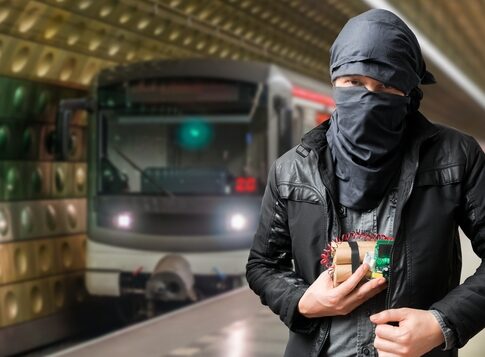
[371,240,393,279]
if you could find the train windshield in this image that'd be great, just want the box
[98,79,267,196]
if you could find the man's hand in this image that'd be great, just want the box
[371,308,445,357]
[298,263,387,318]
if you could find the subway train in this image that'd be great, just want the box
[58,59,335,315]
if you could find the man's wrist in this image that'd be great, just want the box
[429,309,456,351]
[297,292,308,316]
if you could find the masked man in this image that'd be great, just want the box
[246,9,485,357]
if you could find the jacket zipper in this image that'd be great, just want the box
[383,125,441,309]
[385,160,419,309]
[314,180,339,357]
[321,182,341,237]
[314,156,341,356]
[314,153,342,238]
[317,183,339,353]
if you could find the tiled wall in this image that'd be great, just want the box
[0,76,88,329]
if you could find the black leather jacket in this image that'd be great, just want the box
[246,112,485,357]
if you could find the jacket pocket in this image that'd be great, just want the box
[278,182,322,204]
[414,164,464,187]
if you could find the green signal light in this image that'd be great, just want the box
[177,119,213,151]
[190,128,200,138]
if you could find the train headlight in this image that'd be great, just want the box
[229,213,247,231]
[115,213,132,229]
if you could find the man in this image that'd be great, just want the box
[246,9,485,357]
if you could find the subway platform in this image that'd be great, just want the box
[49,284,485,357]
[50,287,287,357]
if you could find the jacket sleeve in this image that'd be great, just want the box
[430,137,485,348]
[246,161,319,334]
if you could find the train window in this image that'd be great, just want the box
[97,78,267,196]
[99,112,266,196]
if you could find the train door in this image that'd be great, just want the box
[266,66,293,164]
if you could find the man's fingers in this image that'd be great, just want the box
[355,276,387,297]
[315,269,335,289]
[375,351,401,357]
[370,308,408,324]
[340,279,387,314]
[374,335,404,355]
[335,263,370,295]
[375,323,401,341]
[342,277,387,307]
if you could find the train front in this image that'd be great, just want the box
[86,62,269,304]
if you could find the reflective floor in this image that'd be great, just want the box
[161,309,286,357]
[49,288,485,357]
[50,288,287,357]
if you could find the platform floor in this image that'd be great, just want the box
[49,285,485,357]
[50,287,287,357]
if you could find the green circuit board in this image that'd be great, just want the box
[372,240,393,279]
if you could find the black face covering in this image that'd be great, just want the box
[326,87,410,210]
[326,9,436,210]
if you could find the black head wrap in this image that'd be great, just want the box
[330,9,435,94]
[326,9,436,211]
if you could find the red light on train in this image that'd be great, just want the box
[235,177,257,193]
[292,86,335,107]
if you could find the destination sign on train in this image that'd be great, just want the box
[128,82,240,103]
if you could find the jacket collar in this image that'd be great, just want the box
[300,119,331,154]
[404,111,441,150]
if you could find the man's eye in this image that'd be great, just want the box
[345,79,362,86]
